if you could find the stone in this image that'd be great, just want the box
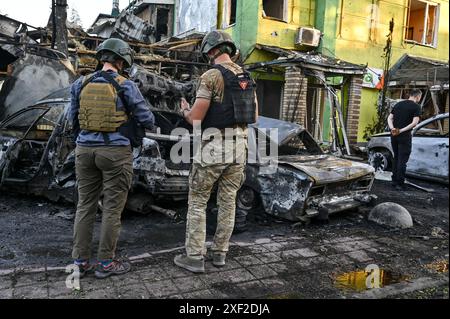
[368,202,413,229]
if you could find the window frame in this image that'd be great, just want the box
[262,0,288,23]
[404,0,440,48]
[222,0,237,28]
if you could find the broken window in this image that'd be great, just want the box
[262,0,287,21]
[156,7,170,42]
[223,0,237,27]
[405,0,439,46]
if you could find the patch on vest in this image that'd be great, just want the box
[239,80,248,90]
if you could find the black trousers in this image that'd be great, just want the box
[390,134,412,185]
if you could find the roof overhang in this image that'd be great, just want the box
[246,44,366,76]
[388,54,449,87]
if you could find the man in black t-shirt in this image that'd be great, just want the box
[387,89,422,190]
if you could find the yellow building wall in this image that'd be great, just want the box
[333,0,449,142]
[256,0,316,49]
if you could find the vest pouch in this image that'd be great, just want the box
[231,87,256,125]
[119,116,145,148]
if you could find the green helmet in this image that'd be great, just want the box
[200,30,237,60]
[96,38,134,68]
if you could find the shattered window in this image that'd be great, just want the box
[223,0,237,27]
[279,131,323,155]
[262,0,287,21]
[1,108,47,132]
[34,106,64,131]
[416,117,449,137]
[405,0,439,47]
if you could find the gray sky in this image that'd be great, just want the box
[0,0,130,30]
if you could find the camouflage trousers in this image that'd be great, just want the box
[185,161,245,258]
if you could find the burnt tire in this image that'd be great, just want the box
[368,149,392,171]
[206,208,248,235]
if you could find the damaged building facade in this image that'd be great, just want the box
[213,0,449,147]
[316,0,449,142]
[88,0,218,43]
[0,13,76,120]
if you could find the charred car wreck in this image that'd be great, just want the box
[0,72,376,225]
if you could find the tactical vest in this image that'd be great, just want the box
[202,64,257,130]
[78,73,128,132]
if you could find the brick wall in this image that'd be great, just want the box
[281,67,308,126]
[346,76,363,145]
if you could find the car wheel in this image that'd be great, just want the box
[368,149,392,171]
[237,186,258,211]
[206,207,248,234]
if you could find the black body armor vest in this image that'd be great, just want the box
[202,64,257,130]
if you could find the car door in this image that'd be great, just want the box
[408,115,449,182]
[0,106,54,184]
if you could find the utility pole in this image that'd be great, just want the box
[52,0,68,57]
[380,18,394,116]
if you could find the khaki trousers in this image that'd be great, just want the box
[72,145,133,261]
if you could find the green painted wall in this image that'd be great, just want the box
[315,0,339,56]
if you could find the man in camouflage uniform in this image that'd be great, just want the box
[174,30,258,273]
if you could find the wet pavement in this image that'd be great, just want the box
[0,178,448,299]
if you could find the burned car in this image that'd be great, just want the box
[0,88,192,215]
[367,113,449,184]
[240,117,376,222]
[0,87,376,225]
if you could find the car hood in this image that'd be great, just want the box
[278,155,375,184]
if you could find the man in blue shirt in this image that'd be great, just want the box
[69,38,154,279]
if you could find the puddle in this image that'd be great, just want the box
[425,260,449,273]
[334,269,409,292]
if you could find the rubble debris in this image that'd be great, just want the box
[424,260,449,273]
[404,180,435,193]
[431,227,448,238]
[113,10,155,43]
[368,202,413,229]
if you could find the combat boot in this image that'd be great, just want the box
[174,254,205,273]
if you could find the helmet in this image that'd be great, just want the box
[200,30,237,60]
[96,38,134,68]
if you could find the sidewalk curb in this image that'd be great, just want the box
[351,276,449,299]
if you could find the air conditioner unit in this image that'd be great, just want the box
[295,27,321,47]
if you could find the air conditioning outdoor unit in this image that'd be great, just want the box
[295,27,322,47]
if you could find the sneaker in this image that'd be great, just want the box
[174,254,205,273]
[212,252,226,267]
[205,251,227,267]
[73,261,95,278]
[205,251,226,267]
[95,260,131,279]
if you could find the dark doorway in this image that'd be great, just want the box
[256,80,283,119]
[156,8,169,42]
